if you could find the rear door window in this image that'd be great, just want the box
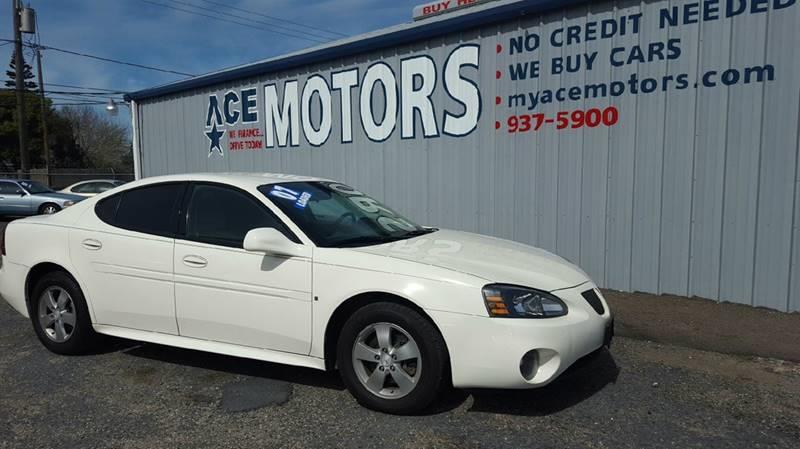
[109,183,186,237]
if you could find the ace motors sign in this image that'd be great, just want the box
[204,45,481,155]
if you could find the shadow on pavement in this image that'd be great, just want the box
[466,348,619,416]
[110,337,617,416]
[120,341,345,391]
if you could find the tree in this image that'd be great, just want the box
[4,53,37,90]
[0,90,47,167]
[59,106,131,171]
[0,91,86,169]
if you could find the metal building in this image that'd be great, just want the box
[126,0,800,312]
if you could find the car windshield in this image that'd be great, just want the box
[259,181,436,247]
[18,180,52,194]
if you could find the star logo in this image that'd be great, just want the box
[205,123,225,157]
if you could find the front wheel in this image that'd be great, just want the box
[337,302,448,414]
[39,203,60,215]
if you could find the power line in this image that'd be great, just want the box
[45,92,123,100]
[47,96,109,103]
[46,82,124,93]
[160,0,338,42]
[51,102,107,106]
[137,0,329,44]
[1,87,125,96]
[0,38,196,77]
[197,0,347,38]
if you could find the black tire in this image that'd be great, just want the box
[30,271,98,355]
[38,203,60,215]
[337,302,448,414]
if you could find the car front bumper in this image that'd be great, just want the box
[429,283,613,389]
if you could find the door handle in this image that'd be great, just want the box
[182,255,208,268]
[81,239,102,251]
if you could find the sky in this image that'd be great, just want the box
[1,0,423,126]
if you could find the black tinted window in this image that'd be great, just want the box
[185,184,287,248]
[72,182,96,193]
[114,183,185,236]
[95,194,121,224]
[0,182,20,194]
[97,182,117,192]
[75,182,112,193]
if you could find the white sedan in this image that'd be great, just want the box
[0,173,612,414]
[60,179,126,197]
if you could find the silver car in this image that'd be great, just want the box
[0,179,85,216]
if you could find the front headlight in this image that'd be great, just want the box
[62,201,75,208]
[482,284,568,318]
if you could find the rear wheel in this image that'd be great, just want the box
[337,302,447,414]
[30,272,98,354]
[38,203,60,215]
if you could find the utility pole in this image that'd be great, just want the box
[35,45,49,173]
[11,0,29,177]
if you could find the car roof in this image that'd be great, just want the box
[72,179,123,184]
[127,172,331,191]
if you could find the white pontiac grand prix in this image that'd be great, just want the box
[0,173,613,414]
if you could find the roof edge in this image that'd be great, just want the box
[126,0,588,102]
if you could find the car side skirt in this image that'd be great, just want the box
[93,324,327,371]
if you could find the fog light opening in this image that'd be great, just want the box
[520,350,539,381]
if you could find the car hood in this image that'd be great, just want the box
[32,191,85,202]
[352,229,591,292]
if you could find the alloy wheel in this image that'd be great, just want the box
[351,322,422,399]
[37,286,76,343]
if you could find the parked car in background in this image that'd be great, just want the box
[0,179,85,216]
[0,173,613,414]
[60,179,127,197]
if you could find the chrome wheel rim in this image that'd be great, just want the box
[352,322,421,399]
[38,287,76,343]
[42,205,57,214]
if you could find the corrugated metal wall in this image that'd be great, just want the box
[135,0,800,312]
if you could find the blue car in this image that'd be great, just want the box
[0,179,85,216]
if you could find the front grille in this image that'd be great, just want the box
[581,289,605,315]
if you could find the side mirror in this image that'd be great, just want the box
[16,190,26,196]
[243,227,309,258]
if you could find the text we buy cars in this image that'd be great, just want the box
[498,0,788,133]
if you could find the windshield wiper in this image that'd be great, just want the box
[403,228,439,238]
[334,236,397,248]
[334,228,439,248]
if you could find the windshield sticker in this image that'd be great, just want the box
[269,185,300,201]
[295,191,312,209]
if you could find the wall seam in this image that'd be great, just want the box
[749,11,771,307]
[656,7,670,295]
[686,9,704,298]
[715,16,734,304]
[787,94,800,312]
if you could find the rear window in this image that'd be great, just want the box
[95,195,121,223]
[96,183,186,237]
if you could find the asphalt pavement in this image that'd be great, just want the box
[1,297,799,449]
